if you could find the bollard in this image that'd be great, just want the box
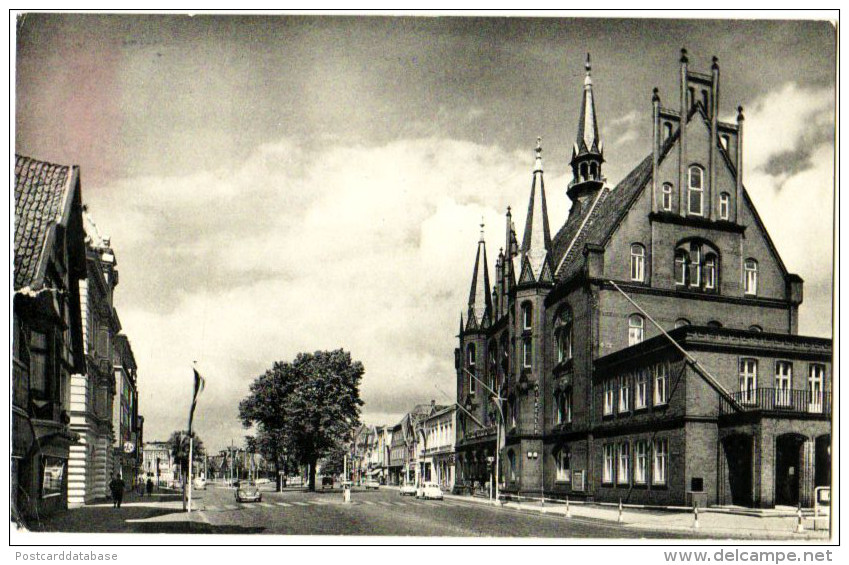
[343,485,351,504]
[565,496,571,518]
[795,504,804,533]
[693,503,700,529]
[618,498,623,524]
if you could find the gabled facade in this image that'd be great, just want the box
[453,52,832,508]
[13,155,87,519]
[113,334,141,488]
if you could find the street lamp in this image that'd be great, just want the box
[462,367,505,504]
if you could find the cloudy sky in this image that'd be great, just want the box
[15,14,835,452]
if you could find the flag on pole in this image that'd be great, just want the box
[188,367,205,434]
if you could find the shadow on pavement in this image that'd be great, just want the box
[32,505,263,535]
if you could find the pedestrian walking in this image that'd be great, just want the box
[108,474,125,508]
[146,478,154,497]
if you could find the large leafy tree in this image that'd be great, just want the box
[167,430,206,480]
[239,349,364,491]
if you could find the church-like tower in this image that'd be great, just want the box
[567,54,605,216]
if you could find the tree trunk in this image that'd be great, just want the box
[275,460,282,492]
[308,457,318,491]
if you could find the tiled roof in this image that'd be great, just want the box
[14,154,77,290]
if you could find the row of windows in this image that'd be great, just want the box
[630,241,759,296]
[603,439,668,486]
[604,362,670,416]
[738,359,826,405]
[659,165,730,219]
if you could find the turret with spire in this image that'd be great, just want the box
[568,53,605,213]
[519,138,553,285]
[466,220,492,330]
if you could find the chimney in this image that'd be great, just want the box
[652,87,660,214]
[678,48,689,217]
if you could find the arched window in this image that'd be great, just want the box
[719,192,730,220]
[662,183,673,211]
[466,343,476,397]
[555,307,573,363]
[628,315,644,346]
[704,253,717,290]
[674,318,691,328]
[590,162,598,179]
[488,340,498,392]
[744,259,758,296]
[675,249,689,286]
[580,163,588,182]
[522,303,533,331]
[630,244,646,282]
[675,239,719,292]
[749,325,763,333]
[499,333,509,382]
[507,449,517,481]
[688,165,704,216]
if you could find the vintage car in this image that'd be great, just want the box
[235,481,262,503]
[321,476,335,489]
[415,482,444,500]
[192,477,207,490]
[365,479,380,490]
[399,483,417,496]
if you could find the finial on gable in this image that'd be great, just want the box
[680,48,689,64]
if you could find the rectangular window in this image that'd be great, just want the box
[653,438,668,485]
[689,247,701,288]
[719,193,730,220]
[739,358,758,405]
[617,442,631,485]
[808,364,825,413]
[654,363,668,406]
[744,261,758,296]
[604,380,615,416]
[688,167,704,216]
[522,338,532,369]
[635,370,648,409]
[618,375,630,413]
[29,331,49,397]
[662,184,673,211]
[634,441,649,484]
[775,361,792,407]
[603,444,615,484]
[675,253,687,286]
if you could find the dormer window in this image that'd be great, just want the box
[688,165,704,216]
[662,183,673,211]
[719,192,730,220]
[630,244,646,282]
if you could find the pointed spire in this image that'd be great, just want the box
[574,52,601,157]
[521,138,552,282]
[467,222,492,329]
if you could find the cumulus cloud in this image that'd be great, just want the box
[604,110,642,147]
[91,137,568,449]
[741,83,834,337]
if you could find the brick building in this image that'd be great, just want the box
[453,52,832,508]
[13,155,87,518]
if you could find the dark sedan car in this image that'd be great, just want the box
[235,481,262,503]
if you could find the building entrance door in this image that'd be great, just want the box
[775,434,804,507]
[723,434,753,507]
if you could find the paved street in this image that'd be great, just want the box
[36,484,714,538]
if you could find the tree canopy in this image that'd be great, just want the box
[239,349,364,490]
[167,430,206,477]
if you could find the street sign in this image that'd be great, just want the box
[123,441,135,454]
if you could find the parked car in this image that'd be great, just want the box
[365,479,380,490]
[192,477,207,490]
[399,483,417,496]
[235,481,262,503]
[321,476,334,489]
[416,482,444,500]
[254,478,271,485]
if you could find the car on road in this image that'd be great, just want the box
[193,477,207,490]
[254,478,271,486]
[321,476,334,489]
[235,481,262,503]
[365,479,380,490]
[399,483,417,496]
[416,482,444,500]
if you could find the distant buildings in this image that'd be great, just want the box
[13,155,145,518]
[452,51,833,508]
[142,441,177,487]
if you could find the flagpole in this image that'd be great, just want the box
[187,435,194,513]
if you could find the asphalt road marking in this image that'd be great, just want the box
[275,502,292,507]
[205,505,218,511]
[361,500,375,505]
[291,501,309,506]
[376,501,394,506]
[259,502,274,507]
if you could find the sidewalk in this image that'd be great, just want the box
[439,490,831,540]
